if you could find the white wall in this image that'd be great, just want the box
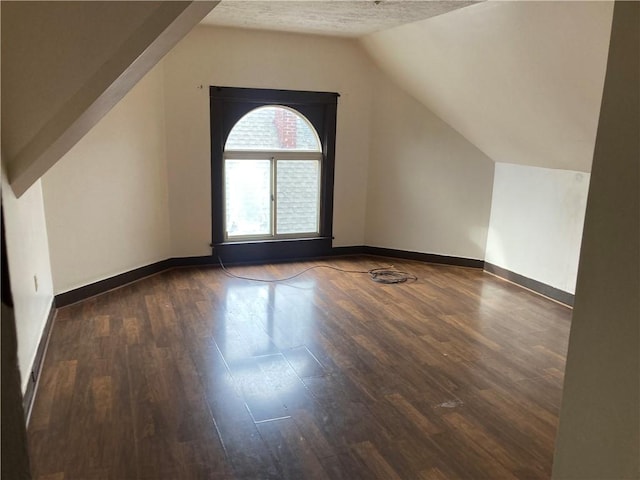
[163,26,375,255]
[361,1,612,172]
[42,65,171,294]
[365,71,494,259]
[485,163,589,294]
[1,167,54,392]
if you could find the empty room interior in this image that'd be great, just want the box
[1,1,638,479]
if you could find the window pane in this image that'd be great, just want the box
[276,160,320,235]
[226,106,321,151]
[225,159,271,237]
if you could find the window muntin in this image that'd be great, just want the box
[223,106,322,241]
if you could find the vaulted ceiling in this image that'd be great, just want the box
[361,1,614,172]
[3,0,614,198]
[203,0,614,173]
[2,1,218,197]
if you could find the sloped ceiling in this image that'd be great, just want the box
[2,1,217,197]
[361,1,614,172]
[201,0,478,37]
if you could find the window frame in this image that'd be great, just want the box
[223,152,323,241]
[210,86,338,263]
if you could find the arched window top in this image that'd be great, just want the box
[225,106,321,152]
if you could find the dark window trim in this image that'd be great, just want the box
[210,86,338,262]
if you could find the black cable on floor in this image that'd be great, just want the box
[217,257,417,284]
[368,267,417,284]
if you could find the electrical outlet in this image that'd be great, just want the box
[34,275,38,292]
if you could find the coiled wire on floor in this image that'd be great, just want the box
[367,267,417,284]
[217,257,417,284]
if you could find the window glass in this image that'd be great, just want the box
[225,106,321,151]
[225,159,271,237]
[276,160,320,235]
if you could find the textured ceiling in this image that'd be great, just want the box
[200,0,478,37]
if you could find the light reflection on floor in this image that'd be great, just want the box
[210,279,326,424]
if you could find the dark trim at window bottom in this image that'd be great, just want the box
[213,237,332,265]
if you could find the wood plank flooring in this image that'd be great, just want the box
[27,256,572,479]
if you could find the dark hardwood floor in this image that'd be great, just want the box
[27,256,572,479]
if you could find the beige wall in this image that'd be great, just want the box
[42,65,171,294]
[553,2,639,477]
[361,1,612,173]
[40,23,499,295]
[1,167,54,392]
[163,26,376,254]
[365,71,493,259]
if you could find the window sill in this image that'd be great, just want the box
[215,236,330,246]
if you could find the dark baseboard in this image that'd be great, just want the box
[362,246,485,269]
[56,250,573,311]
[54,247,487,307]
[166,256,218,268]
[55,259,174,307]
[330,246,366,256]
[23,300,56,423]
[484,262,574,307]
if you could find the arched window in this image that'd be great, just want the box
[223,106,322,239]
[210,87,338,263]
